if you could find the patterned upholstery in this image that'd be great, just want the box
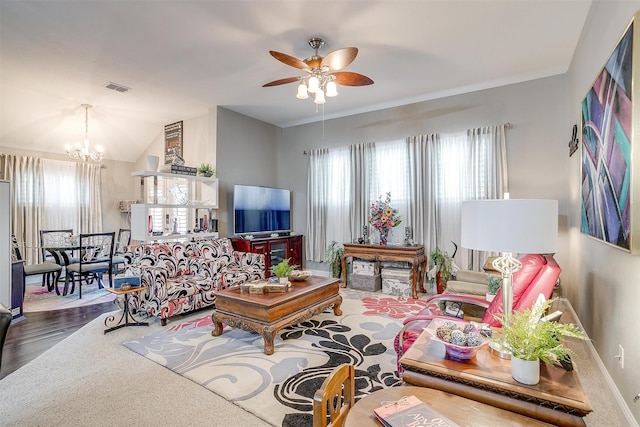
[121,238,265,325]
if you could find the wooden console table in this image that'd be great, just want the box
[340,243,427,299]
[399,328,592,427]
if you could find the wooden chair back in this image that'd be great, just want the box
[313,364,355,427]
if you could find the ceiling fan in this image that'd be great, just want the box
[263,37,374,104]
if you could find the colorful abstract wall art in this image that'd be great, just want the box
[581,16,638,252]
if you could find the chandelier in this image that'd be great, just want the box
[65,104,103,162]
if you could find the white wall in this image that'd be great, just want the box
[567,0,640,422]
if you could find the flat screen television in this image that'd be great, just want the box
[233,184,291,235]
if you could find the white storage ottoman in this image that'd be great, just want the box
[352,260,379,276]
[381,268,413,297]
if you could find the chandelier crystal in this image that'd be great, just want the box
[65,104,103,162]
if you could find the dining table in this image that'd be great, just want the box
[42,241,80,296]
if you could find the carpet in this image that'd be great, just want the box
[23,280,115,312]
[124,289,429,426]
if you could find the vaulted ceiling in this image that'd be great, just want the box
[0,1,592,162]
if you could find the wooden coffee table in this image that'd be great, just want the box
[399,326,592,427]
[211,275,342,355]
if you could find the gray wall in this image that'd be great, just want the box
[567,0,640,422]
[279,75,570,271]
[216,107,281,237]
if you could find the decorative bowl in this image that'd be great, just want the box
[289,270,312,281]
[425,318,490,360]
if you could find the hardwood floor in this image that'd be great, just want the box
[0,301,115,379]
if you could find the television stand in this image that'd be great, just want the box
[231,235,303,277]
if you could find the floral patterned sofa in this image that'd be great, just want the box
[120,238,264,325]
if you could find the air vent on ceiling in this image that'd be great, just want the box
[105,82,131,93]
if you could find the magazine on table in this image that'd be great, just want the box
[373,395,460,427]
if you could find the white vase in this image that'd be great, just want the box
[511,356,540,385]
[486,293,496,302]
[146,155,159,171]
[279,277,289,284]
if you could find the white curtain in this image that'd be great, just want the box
[306,147,351,261]
[305,125,508,269]
[431,126,507,270]
[367,140,410,245]
[1,154,103,264]
[1,154,44,263]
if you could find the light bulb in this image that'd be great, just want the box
[314,89,326,104]
[326,81,338,97]
[296,83,308,99]
[307,76,319,93]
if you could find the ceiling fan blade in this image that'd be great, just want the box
[332,71,374,86]
[321,47,358,71]
[269,51,309,70]
[262,77,300,87]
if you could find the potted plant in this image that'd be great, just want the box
[494,298,588,385]
[485,275,501,302]
[326,241,344,279]
[428,247,453,294]
[197,163,215,177]
[271,258,297,283]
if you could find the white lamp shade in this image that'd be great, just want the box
[326,81,338,97]
[307,76,319,93]
[461,199,558,254]
[296,83,308,99]
[314,89,326,104]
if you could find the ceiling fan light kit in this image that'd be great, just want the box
[264,37,373,105]
[65,104,104,162]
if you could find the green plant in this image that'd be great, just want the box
[428,247,453,284]
[197,163,215,176]
[271,258,297,278]
[486,275,502,295]
[495,298,589,364]
[326,241,344,278]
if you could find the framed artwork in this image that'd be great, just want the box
[581,12,640,253]
[164,121,183,165]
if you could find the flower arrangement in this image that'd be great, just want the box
[368,192,402,232]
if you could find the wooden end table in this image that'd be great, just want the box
[104,286,149,334]
[340,243,427,299]
[344,385,555,426]
[399,326,592,427]
[211,276,342,355]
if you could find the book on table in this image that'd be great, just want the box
[373,395,460,427]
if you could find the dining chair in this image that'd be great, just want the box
[313,364,355,427]
[66,232,115,298]
[112,228,131,273]
[39,229,75,264]
[11,235,63,293]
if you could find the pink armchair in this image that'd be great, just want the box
[394,254,561,372]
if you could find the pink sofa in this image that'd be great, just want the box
[395,254,561,372]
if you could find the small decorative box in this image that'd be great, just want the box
[353,260,379,276]
[114,275,141,289]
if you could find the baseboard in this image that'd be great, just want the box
[561,298,639,427]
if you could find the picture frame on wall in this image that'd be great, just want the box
[164,121,183,165]
[581,11,640,254]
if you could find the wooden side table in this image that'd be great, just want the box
[400,327,591,427]
[344,386,555,426]
[104,286,149,334]
[341,243,427,299]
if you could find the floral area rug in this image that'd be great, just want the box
[23,279,116,312]
[124,289,428,426]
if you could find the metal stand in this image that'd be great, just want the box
[104,288,148,334]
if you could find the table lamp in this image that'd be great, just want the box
[461,198,558,354]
